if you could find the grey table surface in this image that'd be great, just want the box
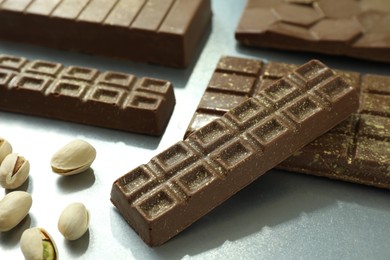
[1,0,390,259]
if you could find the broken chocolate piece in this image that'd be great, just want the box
[235,0,390,62]
[0,54,175,135]
[111,60,358,246]
[0,0,212,68]
[185,56,390,189]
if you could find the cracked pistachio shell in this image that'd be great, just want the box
[50,139,96,176]
[0,137,12,163]
[0,153,30,189]
[0,191,32,232]
[20,227,58,260]
[58,202,89,240]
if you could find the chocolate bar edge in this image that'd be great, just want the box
[234,32,390,64]
[0,0,212,68]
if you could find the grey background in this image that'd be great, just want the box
[1,0,390,259]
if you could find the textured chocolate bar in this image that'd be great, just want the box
[185,56,390,189]
[235,0,390,62]
[111,60,358,246]
[0,0,211,68]
[0,54,175,135]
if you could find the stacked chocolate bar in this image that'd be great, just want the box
[185,56,390,189]
[111,60,359,245]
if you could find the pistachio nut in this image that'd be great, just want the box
[0,191,32,232]
[50,139,96,176]
[58,202,89,240]
[0,153,30,189]
[0,137,12,163]
[20,227,58,260]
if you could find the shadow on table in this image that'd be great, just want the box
[56,169,95,194]
[235,43,390,76]
[110,168,389,259]
[0,112,163,150]
[63,230,90,258]
[0,215,32,249]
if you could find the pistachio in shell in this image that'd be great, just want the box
[20,227,58,260]
[0,153,30,189]
[0,137,12,163]
[50,139,96,176]
[58,202,90,240]
[0,191,32,232]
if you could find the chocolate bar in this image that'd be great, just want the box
[0,0,211,68]
[235,0,390,63]
[185,56,390,189]
[0,54,175,135]
[111,60,358,246]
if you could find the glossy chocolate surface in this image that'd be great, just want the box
[235,0,390,62]
[0,54,175,135]
[0,0,212,67]
[186,56,390,188]
[111,60,358,246]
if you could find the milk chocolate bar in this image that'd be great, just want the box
[0,54,175,135]
[111,60,358,246]
[235,0,390,63]
[0,0,211,68]
[185,56,390,189]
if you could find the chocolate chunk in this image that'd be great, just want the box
[235,0,390,62]
[185,56,390,189]
[111,60,358,246]
[0,0,212,68]
[0,54,175,135]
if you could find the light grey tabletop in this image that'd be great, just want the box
[1,1,390,259]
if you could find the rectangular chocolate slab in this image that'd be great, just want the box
[111,60,358,246]
[0,0,211,68]
[0,54,175,135]
[235,0,390,63]
[185,56,390,188]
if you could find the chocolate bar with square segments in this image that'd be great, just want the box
[111,60,358,246]
[185,55,390,189]
[0,0,211,68]
[0,54,175,135]
[235,0,390,62]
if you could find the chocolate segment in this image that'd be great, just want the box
[235,0,390,63]
[185,56,390,189]
[0,55,175,135]
[281,75,390,188]
[0,0,211,68]
[111,60,358,246]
